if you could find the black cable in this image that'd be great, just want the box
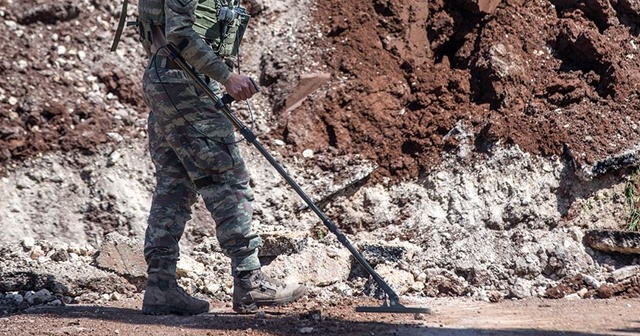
[235,47,256,129]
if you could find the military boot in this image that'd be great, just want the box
[142,273,209,315]
[232,269,306,314]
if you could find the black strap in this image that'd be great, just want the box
[110,0,129,52]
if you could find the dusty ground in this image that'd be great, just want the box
[1,296,639,336]
[2,0,640,335]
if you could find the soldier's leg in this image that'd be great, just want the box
[141,67,209,315]
[144,112,198,272]
[196,157,306,314]
[177,83,305,313]
[159,78,262,273]
[146,66,305,313]
[199,150,260,272]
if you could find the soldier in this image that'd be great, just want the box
[135,0,306,315]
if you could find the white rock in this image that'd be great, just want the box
[582,275,600,289]
[610,266,640,282]
[509,278,533,299]
[176,254,206,278]
[564,293,581,300]
[204,281,221,295]
[414,313,427,320]
[577,288,589,298]
[107,151,121,166]
[107,132,124,143]
[410,281,425,292]
[435,171,448,181]
[68,243,81,255]
[302,149,314,158]
[22,237,35,250]
[4,20,17,30]
[111,292,123,301]
[299,327,314,334]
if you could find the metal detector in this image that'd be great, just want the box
[164,43,430,314]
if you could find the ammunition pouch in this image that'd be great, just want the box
[114,0,250,59]
[137,18,154,54]
[194,3,251,58]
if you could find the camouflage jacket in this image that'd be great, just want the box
[139,0,234,83]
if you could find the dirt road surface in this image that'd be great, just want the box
[1,296,638,336]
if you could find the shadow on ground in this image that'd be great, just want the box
[17,305,634,336]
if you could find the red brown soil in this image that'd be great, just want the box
[0,0,144,169]
[280,0,640,180]
[3,1,640,181]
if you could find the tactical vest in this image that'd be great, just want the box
[193,0,249,57]
[135,0,250,58]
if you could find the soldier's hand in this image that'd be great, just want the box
[223,73,259,102]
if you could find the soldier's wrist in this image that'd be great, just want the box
[220,70,233,84]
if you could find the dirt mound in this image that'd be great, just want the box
[276,0,640,180]
[2,0,640,181]
[0,0,145,171]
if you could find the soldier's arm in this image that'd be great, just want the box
[164,0,233,84]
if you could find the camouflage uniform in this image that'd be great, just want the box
[138,0,305,315]
[143,69,262,275]
[140,0,261,277]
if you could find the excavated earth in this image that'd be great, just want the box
[4,0,640,180]
[2,0,640,335]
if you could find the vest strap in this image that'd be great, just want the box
[110,0,130,52]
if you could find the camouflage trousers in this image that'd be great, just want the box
[142,55,262,276]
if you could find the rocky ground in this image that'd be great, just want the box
[1,0,640,334]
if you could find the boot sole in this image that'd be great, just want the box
[142,303,209,316]
[233,286,307,314]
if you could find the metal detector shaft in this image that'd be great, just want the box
[164,43,402,306]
